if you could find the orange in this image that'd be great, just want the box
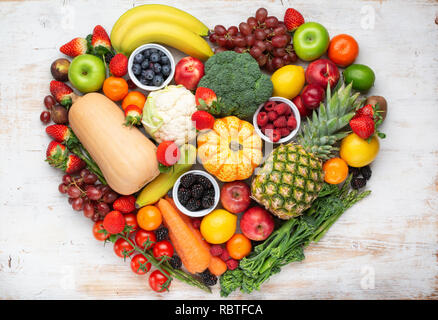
[328,34,359,67]
[137,206,162,231]
[122,91,146,111]
[102,76,128,101]
[323,157,349,184]
[226,234,252,260]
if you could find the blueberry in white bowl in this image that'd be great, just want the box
[128,43,175,91]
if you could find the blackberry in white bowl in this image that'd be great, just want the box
[128,43,175,91]
[173,170,219,217]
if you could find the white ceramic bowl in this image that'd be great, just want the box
[172,170,220,218]
[253,96,301,144]
[127,43,175,91]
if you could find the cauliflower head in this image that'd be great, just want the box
[142,85,197,145]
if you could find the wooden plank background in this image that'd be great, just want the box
[0,0,437,299]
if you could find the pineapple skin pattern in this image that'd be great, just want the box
[251,143,324,219]
[251,83,361,219]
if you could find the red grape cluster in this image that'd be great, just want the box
[209,7,298,72]
[58,168,118,221]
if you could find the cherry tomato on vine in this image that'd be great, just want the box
[135,229,156,250]
[149,270,171,292]
[113,238,134,258]
[152,240,174,260]
[92,220,109,241]
[124,213,138,234]
[130,254,151,275]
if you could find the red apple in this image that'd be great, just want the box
[174,56,205,90]
[220,181,251,214]
[240,207,275,241]
[301,84,325,110]
[305,58,340,89]
[292,95,312,118]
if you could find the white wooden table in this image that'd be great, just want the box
[0,0,437,300]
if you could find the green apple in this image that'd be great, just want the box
[68,54,105,93]
[293,22,330,62]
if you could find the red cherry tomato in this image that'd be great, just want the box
[92,220,109,241]
[152,240,174,260]
[149,270,171,292]
[130,254,151,275]
[124,213,138,234]
[135,229,156,250]
[113,238,134,258]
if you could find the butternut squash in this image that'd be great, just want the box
[69,93,159,195]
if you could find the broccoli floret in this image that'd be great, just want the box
[198,51,273,119]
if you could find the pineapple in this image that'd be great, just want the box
[251,83,361,219]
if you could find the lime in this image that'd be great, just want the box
[343,64,375,92]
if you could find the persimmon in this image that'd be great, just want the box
[102,76,128,101]
[323,157,349,184]
[226,234,252,260]
[137,205,162,231]
[328,34,359,67]
[122,91,146,111]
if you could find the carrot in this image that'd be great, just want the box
[157,198,211,274]
[208,256,228,276]
[165,197,227,276]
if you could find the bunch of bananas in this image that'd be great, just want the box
[111,4,214,61]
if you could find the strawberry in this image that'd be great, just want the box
[195,87,217,106]
[64,154,85,174]
[195,87,223,115]
[91,25,111,54]
[257,111,269,127]
[45,124,78,148]
[355,104,375,119]
[287,116,297,130]
[46,140,68,166]
[156,141,181,167]
[109,53,128,77]
[267,110,278,122]
[273,103,289,116]
[124,105,142,127]
[273,116,287,128]
[113,195,136,214]
[50,81,76,108]
[284,8,305,32]
[103,211,126,234]
[60,37,88,57]
[349,115,375,139]
[191,110,215,131]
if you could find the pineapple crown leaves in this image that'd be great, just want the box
[297,83,361,159]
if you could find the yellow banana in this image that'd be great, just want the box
[111,4,209,52]
[119,21,214,61]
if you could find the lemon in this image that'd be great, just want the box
[200,209,237,244]
[340,133,380,167]
[271,65,305,100]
